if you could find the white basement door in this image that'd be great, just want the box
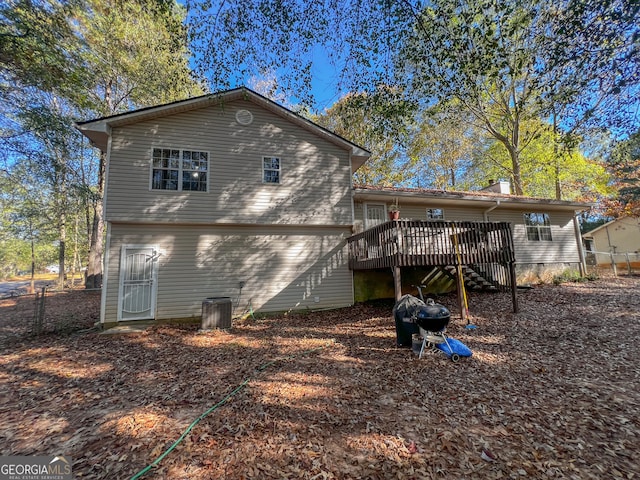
[118,245,158,321]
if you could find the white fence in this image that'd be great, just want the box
[585,251,640,276]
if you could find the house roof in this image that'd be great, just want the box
[75,87,371,172]
[353,184,592,211]
[582,216,640,238]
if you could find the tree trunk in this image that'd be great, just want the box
[85,80,113,290]
[53,123,67,291]
[555,160,562,200]
[86,201,104,288]
[70,209,80,287]
[508,146,524,195]
[85,150,106,289]
[29,234,35,294]
[58,215,66,289]
[553,112,562,200]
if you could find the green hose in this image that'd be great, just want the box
[129,343,330,480]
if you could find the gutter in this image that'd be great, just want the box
[483,200,500,221]
[353,187,589,209]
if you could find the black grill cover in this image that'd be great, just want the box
[392,294,426,323]
[392,295,425,347]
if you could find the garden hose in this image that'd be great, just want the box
[129,342,331,480]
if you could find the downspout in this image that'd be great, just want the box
[573,210,588,276]
[483,200,500,221]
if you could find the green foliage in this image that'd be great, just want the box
[580,218,609,234]
[314,89,414,186]
[0,162,59,277]
[1,0,204,280]
[552,269,598,285]
[0,0,84,98]
[405,105,479,190]
[467,119,612,200]
[606,129,640,216]
[78,0,204,115]
[540,0,640,134]
[188,0,639,201]
[186,0,415,106]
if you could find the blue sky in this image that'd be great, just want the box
[182,1,345,114]
[307,45,347,113]
[196,44,346,114]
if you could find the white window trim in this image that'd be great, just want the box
[149,147,210,193]
[262,156,281,184]
[524,213,553,242]
[426,208,445,220]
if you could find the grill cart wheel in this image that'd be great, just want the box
[451,354,460,363]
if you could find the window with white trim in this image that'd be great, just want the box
[263,156,281,184]
[151,148,208,192]
[426,208,445,220]
[524,213,552,241]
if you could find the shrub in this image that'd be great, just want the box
[552,269,598,285]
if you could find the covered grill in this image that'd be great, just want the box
[392,295,451,347]
[391,294,423,347]
[415,299,464,362]
[393,296,466,362]
[415,299,450,333]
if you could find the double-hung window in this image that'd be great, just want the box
[151,148,208,192]
[426,208,445,220]
[524,213,552,241]
[263,156,281,184]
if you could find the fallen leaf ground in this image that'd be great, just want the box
[1,277,639,479]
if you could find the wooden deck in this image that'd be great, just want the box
[347,220,518,312]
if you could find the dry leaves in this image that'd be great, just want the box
[1,276,639,479]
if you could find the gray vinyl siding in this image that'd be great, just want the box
[486,209,579,264]
[354,201,489,224]
[104,223,353,322]
[398,204,486,221]
[106,99,352,225]
[354,200,580,265]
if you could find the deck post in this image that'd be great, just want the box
[510,262,519,313]
[610,252,618,277]
[393,266,402,301]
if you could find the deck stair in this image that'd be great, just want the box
[443,265,498,292]
[346,219,518,313]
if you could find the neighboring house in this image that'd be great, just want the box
[582,217,640,266]
[77,87,590,326]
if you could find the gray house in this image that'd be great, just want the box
[77,87,589,326]
[77,88,370,326]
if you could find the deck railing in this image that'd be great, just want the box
[347,220,516,271]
